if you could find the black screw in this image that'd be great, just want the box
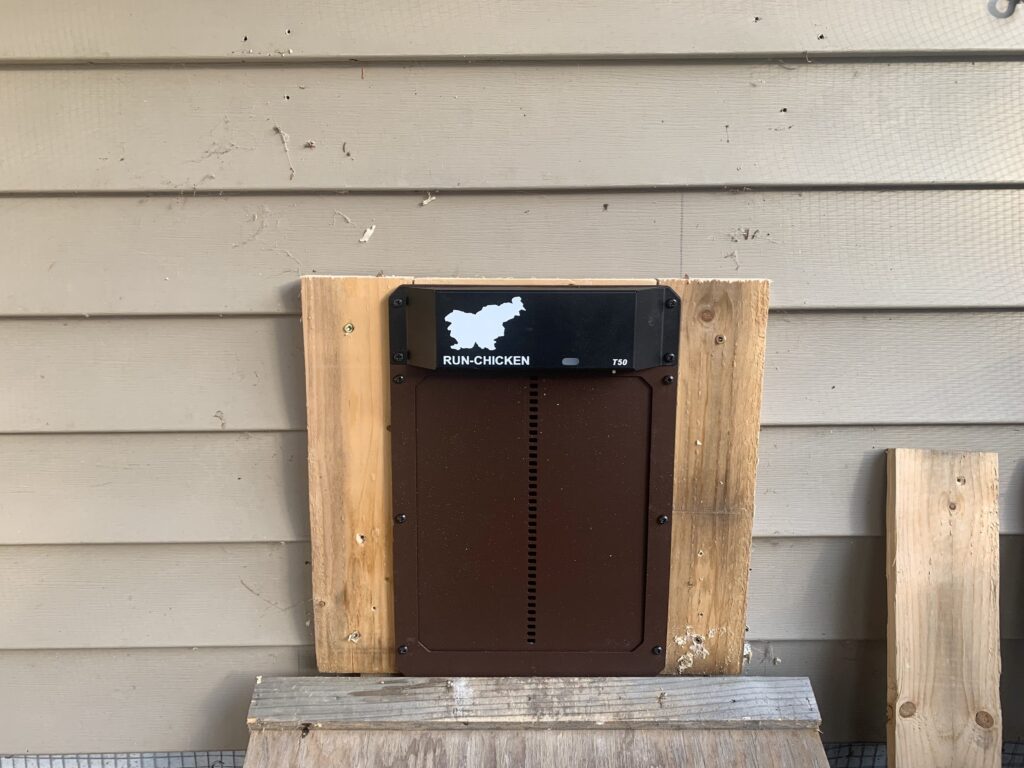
[657,515,670,525]
[652,645,665,656]
[392,297,405,307]
[393,352,406,363]
[662,375,675,385]
[393,374,405,384]
[394,513,408,524]
[663,352,676,364]
[665,298,679,309]
[398,645,409,655]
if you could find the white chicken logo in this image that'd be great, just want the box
[444,296,525,351]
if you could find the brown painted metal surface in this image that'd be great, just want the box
[391,367,676,676]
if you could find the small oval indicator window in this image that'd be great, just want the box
[561,357,580,366]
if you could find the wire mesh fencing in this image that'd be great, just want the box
[5,744,1024,767]
[0,754,244,768]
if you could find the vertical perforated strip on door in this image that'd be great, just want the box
[527,377,539,646]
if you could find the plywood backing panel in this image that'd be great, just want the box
[4,63,1024,191]
[886,449,1002,767]
[5,190,1024,316]
[2,0,1020,61]
[245,726,829,768]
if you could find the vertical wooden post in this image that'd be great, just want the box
[659,279,770,675]
[886,449,1001,768]
[302,275,409,673]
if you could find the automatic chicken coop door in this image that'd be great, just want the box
[389,285,680,675]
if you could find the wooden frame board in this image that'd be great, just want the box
[301,276,769,674]
[886,449,1002,767]
[244,676,827,768]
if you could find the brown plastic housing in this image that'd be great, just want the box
[390,367,676,676]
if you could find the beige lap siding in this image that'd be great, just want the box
[1,24,1022,750]
[3,64,1024,192]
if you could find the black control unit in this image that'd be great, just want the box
[389,285,680,371]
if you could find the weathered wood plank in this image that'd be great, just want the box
[0,646,315,753]
[886,449,1002,767]
[6,190,1024,316]
[245,727,829,768]
[248,676,820,731]
[2,0,1020,61]
[662,278,769,674]
[302,275,406,674]
[0,432,308,544]
[0,543,313,649]
[4,63,1024,191]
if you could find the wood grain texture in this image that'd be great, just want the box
[0,432,308,544]
[302,276,406,673]
[6,190,1024,316]
[244,727,828,768]
[886,449,1002,767]
[2,0,1020,61]
[5,62,1024,191]
[0,646,315,753]
[661,278,769,674]
[250,676,819,730]
[0,543,313,649]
